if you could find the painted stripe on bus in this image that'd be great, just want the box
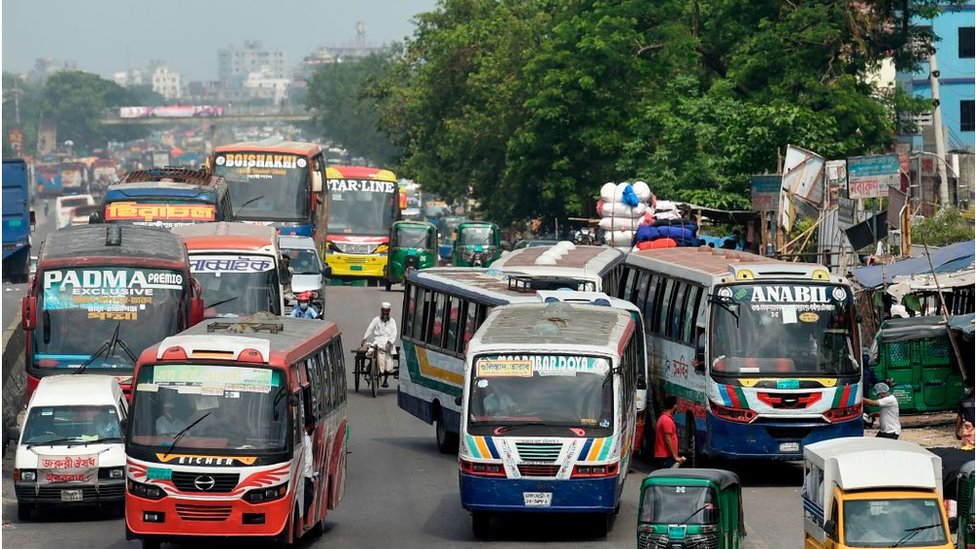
[401,341,462,397]
[483,436,500,459]
[578,439,593,461]
[417,346,464,385]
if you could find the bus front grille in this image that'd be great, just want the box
[517,464,560,477]
[515,443,562,462]
[171,472,240,493]
[175,503,232,521]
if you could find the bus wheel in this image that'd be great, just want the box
[471,512,491,539]
[17,502,33,522]
[435,416,458,454]
[682,413,698,468]
[384,279,392,292]
[141,539,161,549]
[592,512,615,536]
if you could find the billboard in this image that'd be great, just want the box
[847,154,900,199]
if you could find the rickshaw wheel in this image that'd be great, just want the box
[353,352,362,393]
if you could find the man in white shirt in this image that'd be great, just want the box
[302,421,316,518]
[362,302,398,388]
[864,382,901,439]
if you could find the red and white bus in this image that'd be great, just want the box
[124,317,348,547]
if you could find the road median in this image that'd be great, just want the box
[2,311,26,455]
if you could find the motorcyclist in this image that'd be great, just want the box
[290,292,319,319]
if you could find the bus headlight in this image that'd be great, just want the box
[14,469,36,482]
[128,479,166,500]
[109,468,125,479]
[243,482,288,504]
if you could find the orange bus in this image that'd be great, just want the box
[209,142,328,244]
[124,317,348,547]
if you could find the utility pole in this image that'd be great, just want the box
[928,52,950,206]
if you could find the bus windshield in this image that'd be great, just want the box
[214,156,309,221]
[190,255,281,316]
[130,364,289,453]
[467,354,614,437]
[34,267,183,370]
[640,485,717,524]
[710,283,859,376]
[843,498,947,547]
[327,186,397,236]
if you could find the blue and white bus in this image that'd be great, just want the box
[399,265,649,454]
[618,247,863,463]
[459,302,640,537]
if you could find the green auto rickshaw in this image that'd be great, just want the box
[869,315,967,415]
[452,221,501,267]
[957,461,974,549]
[638,468,745,549]
[385,220,439,291]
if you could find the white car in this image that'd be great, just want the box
[14,375,128,520]
[55,194,96,229]
[279,235,328,315]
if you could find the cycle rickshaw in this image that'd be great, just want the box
[352,344,400,397]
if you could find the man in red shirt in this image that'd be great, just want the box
[653,395,686,469]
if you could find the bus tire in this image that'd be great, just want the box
[640,413,656,461]
[384,279,392,292]
[140,539,161,549]
[17,502,32,522]
[592,511,615,536]
[471,512,491,539]
[435,415,458,454]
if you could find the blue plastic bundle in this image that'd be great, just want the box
[621,183,640,207]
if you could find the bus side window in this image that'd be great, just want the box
[304,357,319,421]
[319,348,333,414]
[428,292,446,349]
[656,278,674,336]
[446,296,460,353]
[455,300,468,354]
[412,286,428,340]
[669,283,687,340]
[402,285,415,336]
[333,339,347,403]
[621,268,636,301]
[634,270,650,314]
[643,273,658,332]
[682,286,702,344]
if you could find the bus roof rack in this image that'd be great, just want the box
[119,167,217,186]
[207,320,284,334]
[507,275,535,293]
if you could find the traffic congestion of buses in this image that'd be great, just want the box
[2,142,974,549]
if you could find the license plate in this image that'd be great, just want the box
[779,442,800,453]
[523,492,552,507]
[350,265,363,271]
[61,489,83,502]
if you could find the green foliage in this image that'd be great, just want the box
[306,53,397,166]
[3,70,152,156]
[312,0,965,224]
[912,207,975,247]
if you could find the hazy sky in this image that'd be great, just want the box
[2,0,439,81]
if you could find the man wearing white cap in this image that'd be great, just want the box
[363,302,398,388]
[863,383,901,439]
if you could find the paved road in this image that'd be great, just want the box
[1,285,804,547]
[2,197,57,330]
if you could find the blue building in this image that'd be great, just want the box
[898,4,975,152]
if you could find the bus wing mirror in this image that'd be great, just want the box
[312,171,323,193]
[29,210,36,231]
[89,211,103,224]
[189,277,205,325]
[823,519,837,539]
[288,394,300,407]
[949,516,958,533]
[322,265,332,278]
[22,296,36,331]
[455,396,462,406]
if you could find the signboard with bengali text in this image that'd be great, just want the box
[847,154,900,199]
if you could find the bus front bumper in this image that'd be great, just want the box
[125,493,291,539]
[459,473,618,513]
[326,253,386,278]
[706,415,863,460]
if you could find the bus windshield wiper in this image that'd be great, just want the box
[892,522,943,547]
[162,412,212,459]
[206,296,239,309]
[76,322,121,374]
[709,294,740,326]
[233,195,264,216]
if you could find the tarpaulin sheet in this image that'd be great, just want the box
[852,240,975,288]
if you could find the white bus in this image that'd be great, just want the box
[488,242,625,295]
[399,267,649,454]
[618,247,863,464]
[458,302,640,537]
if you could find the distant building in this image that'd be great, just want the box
[149,62,182,100]
[897,4,975,153]
[114,69,145,87]
[242,69,290,105]
[218,41,289,102]
[27,58,77,84]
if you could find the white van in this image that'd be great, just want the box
[55,194,96,229]
[14,375,128,521]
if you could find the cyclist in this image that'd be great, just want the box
[362,302,398,388]
[290,292,320,319]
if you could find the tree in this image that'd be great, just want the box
[913,207,974,247]
[306,53,397,166]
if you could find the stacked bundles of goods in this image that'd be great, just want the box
[597,181,653,248]
[633,198,704,250]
